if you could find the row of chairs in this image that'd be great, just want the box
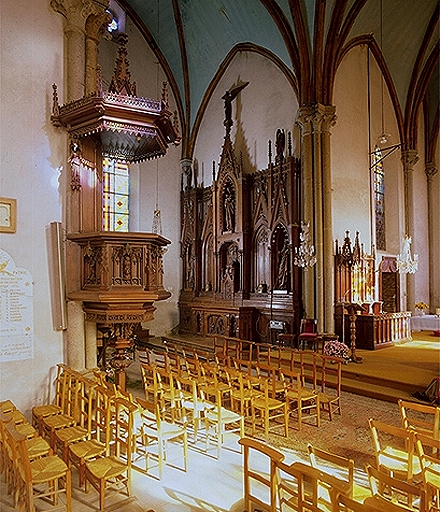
[0,398,72,512]
[139,341,342,436]
[239,436,428,512]
[1,366,163,511]
[369,399,440,511]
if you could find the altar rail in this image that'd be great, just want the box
[336,312,412,350]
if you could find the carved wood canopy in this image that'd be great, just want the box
[51,35,180,163]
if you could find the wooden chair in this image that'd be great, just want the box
[255,361,285,398]
[276,460,350,512]
[32,364,69,432]
[68,384,114,488]
[42,369,82,446]
[226,366,260,418]
[135,397,188,479]
[238,436,285,512]
[365,464,427,511]
[297,350,318,389]
[171,372,213,438]
[413,430,440,510]
[318,354,343,420]
[297,319,318,351]
[251,376,289,438]
[369,419,421,482]
[203,386,244,458]
[198,360,231,406]
[399,399,440,439]
[140,362,158,404]
[280,368,320,431]
[84,397,136,511]
[6,421,72,512]
[308,444,354,501]
[54,376,97,461]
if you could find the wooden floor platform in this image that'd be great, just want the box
[134,330,439,404]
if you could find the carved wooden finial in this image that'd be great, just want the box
[52,83,60,119]
[108,33,136,96]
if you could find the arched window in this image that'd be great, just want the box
[102,157,130,231]
[372,146,386,250]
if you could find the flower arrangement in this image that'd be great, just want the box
[414,302,429,310]
[323,339,350,359]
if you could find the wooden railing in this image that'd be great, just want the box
[335,311,412,350]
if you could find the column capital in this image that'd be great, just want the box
[51,0,109,32]
[296,103,337,135]
[401,149,419,171]
[425,162,438,183]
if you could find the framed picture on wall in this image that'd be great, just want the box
[0,197,17,233]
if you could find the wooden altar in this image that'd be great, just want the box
[334,231,411,350]
[178,98,303,343]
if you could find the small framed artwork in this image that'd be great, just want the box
[0,197,17,233]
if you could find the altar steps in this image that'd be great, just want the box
[137,332,438,405]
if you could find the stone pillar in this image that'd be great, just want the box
[401,149,419,311]
[320,106,337,333]
[84,320,97,368]
[296,107,315,319]
[296,104,337,332]
[66,300,85,370]
[425,162,438,312]
[85,11,111,95]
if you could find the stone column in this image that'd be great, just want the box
[296,104,337,332]
[320,106,337,333]
[84,320,97,368]
[66,300,85,370]
[85,11,111,95]
[296,107,315,319]
[425,162,438,312]
[401,149,419,311]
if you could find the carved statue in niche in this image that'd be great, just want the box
[223,184,235,232]
[184,244,196,291]
[275,128,285,164]
[275,237,290,291]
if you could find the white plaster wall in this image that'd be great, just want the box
[194,51,299,182]
[412,111,430,310]
[0,0,66,415]
[332,45,402,255]
[430,142,440,312]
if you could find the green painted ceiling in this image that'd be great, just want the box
[121,0,439,144]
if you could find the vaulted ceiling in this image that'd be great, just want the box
[120,0,439,157]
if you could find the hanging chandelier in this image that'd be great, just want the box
[293,221,317,269]
[396,236,418,274]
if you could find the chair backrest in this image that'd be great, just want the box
[399,399,440,439]
[277,460,348,512]
[300,319,317,334]
[366,464,426,510]
[297,351,317,389]
[413,430,440,490]
[93,385,115,451]
[319,354,342,395]
[113,397,137,465]
[307,444,354,498]
[238,437,285,512]
[369,419,420,482]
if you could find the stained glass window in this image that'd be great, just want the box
[372,146,386,250]
[102,157,130,231]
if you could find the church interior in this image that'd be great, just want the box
[0,0,439,510]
